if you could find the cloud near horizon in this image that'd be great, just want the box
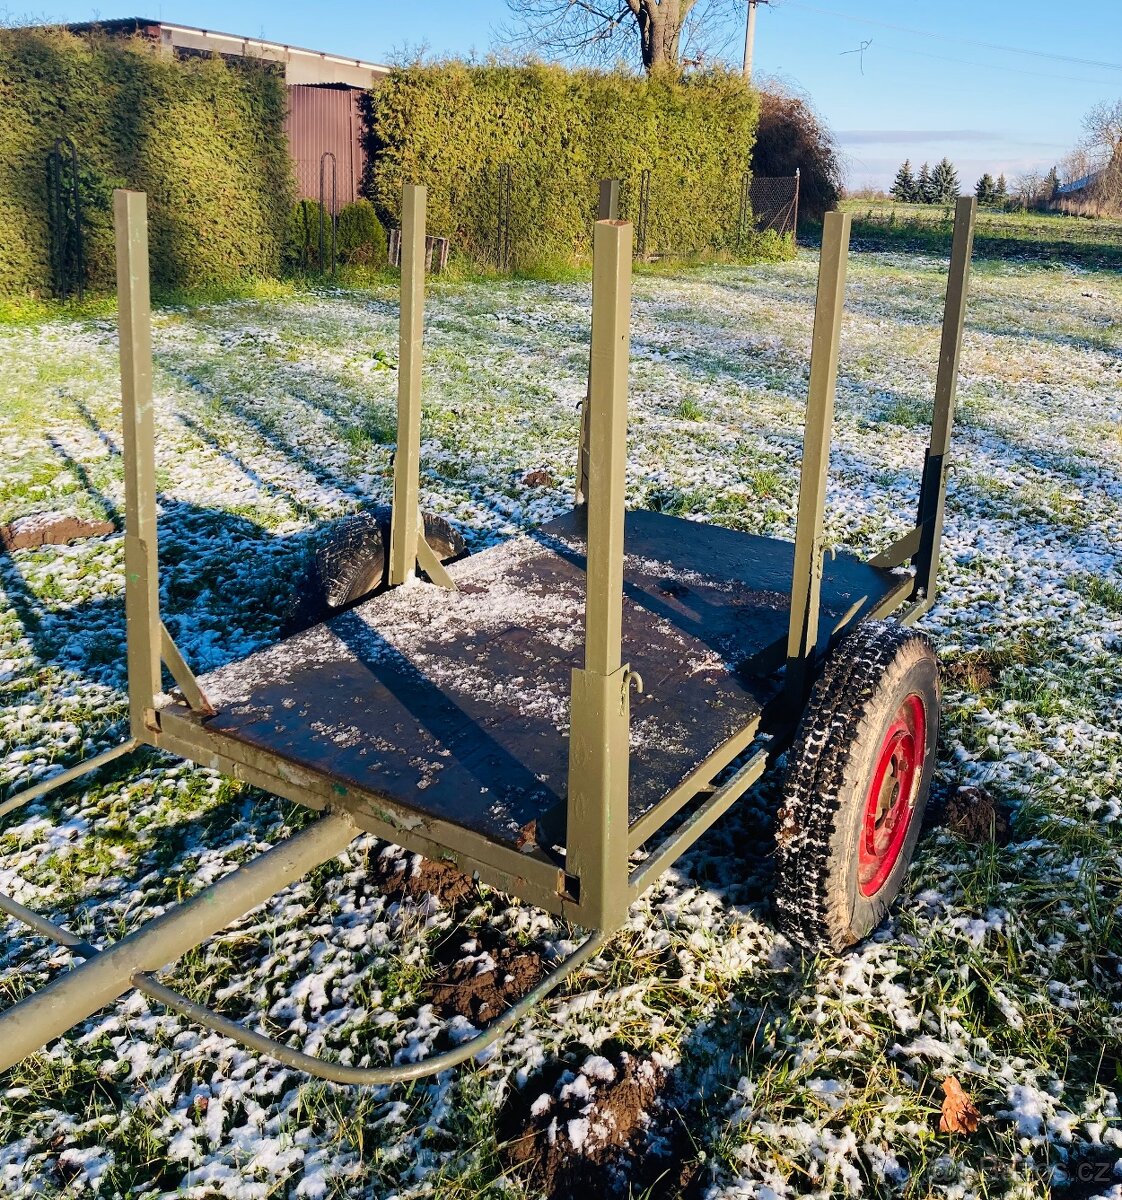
[838,130,1002,145]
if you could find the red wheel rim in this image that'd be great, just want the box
[858,693,927,897]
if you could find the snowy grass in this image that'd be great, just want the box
[1,246,1120,1198]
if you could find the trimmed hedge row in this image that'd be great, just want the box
[367,63,760,266]
[0,27,293,295]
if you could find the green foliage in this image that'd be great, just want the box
[753,89,840,221]
[976,172,996,204]
[930,156,961,203]
[891,159,916,203]
[841,198,1122,270]
[367,62,759,268]
[283,199,327,270]
[335,198,387,266]
[916,162,932,204]
[0,27,294,296]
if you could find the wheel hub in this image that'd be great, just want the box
[858,693,926,897]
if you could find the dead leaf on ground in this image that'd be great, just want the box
[939,1075,980,1134]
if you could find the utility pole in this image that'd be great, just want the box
[743,0,767,81]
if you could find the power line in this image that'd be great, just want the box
[884,42,1110,89]
[781,1,1122,72]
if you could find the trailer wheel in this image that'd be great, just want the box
[317,509,388,609]
[420,512,466,566]
[316,509,466,607]
[281,509,466,635]
[773,620,940,953]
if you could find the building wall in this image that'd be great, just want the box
[285,85,367,206]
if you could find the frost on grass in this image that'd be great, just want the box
[0,253,1120,1198]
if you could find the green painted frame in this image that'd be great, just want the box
[0,188,978,1082]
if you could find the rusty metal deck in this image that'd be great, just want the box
[166,510,902,852]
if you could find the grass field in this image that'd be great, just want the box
[0,235,1120,1198]
[842,198,1122,270]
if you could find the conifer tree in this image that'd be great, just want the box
[1046,165,1060,198]
[931,157,960,203]
[917,161,932,203]
[995,173,1008,205]
[891,159,916,202]
[975,173,995,204]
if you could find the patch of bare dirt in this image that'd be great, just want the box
[1,512,115,551]
[498,1048,704,1200]
[521,469,556,489]
[943,650,1002,692]
[370,851,477,908]
[942,784,1012,845]
[429,944,542,1023]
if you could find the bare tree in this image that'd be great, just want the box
[501,0,745,73]
[1076,99,1122,214]
[1082,99,1122,165]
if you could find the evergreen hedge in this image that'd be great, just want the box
[336,199,387,266]
[367,63,759,266]
[0,27,293,296]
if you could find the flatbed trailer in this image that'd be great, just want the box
[0,186,978,1083]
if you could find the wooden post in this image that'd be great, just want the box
[784,210,851,708]
[565,219,635,931]
[115,190,162,738]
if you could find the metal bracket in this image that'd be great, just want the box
[160,622,216,716]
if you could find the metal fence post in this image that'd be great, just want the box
[318,151,338,277]
[565,219,635,932]
[114,190,163,739]
[784,210,851,709]
[737,172,751,252]
[635,169,651,259]
[912,195,977,604]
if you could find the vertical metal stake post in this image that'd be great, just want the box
[912,195,977,604]
[389,185,426,587]
[565,219,634,931]
[576,181,622,503]
[598,178,620,223]
[784,210,851,709]
[115,190,163,739]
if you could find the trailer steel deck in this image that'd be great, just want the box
[165,508,906,854]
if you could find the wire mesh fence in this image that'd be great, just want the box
[746,172,800,242]
[392,167,801,274]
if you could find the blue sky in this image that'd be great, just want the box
[29,1,1122,189]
